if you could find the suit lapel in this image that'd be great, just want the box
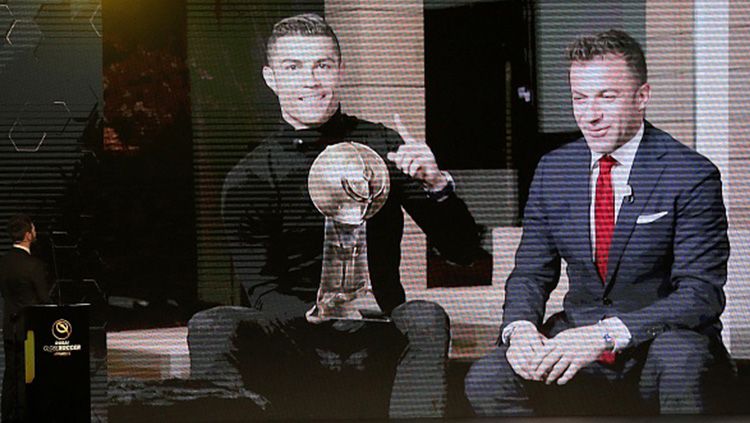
[604,127,668,287]
[568,140,599,279]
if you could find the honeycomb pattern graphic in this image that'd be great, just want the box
[0,5,13,45]
[8,100,71,152]
[5,19,42,47]
[1,0,101,155]
[0,2,104,418]
[89,4,101,38]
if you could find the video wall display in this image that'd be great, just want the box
[0,0,748,421]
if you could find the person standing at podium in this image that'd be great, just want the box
[0,214,51,422]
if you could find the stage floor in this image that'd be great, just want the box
[108,326,190,380]
[106,321,498,381]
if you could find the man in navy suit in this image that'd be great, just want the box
[465,29,735,415]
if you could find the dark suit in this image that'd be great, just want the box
[466,123,735,415]
[0,247,50,421]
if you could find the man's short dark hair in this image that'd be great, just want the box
[567,29,647,85]
[265,13,341,65]
[7,214,33,243]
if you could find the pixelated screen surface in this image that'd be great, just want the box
[113,0,750,419]
[0,1,105,421]
[1,0,749,420]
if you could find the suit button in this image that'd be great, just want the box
[647,326,663,337]
[602,297,613,306]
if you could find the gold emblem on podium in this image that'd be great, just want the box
[52,319,72,341]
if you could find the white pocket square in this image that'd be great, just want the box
[636,211,668,224]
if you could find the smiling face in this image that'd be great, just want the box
[569,54,650,154]
[263,35,342,130]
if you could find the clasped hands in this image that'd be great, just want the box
[507,324,608,385]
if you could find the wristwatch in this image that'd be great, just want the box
[603,331,616,352]
[426,171,455,202]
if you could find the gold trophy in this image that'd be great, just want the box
[306,142,390,322]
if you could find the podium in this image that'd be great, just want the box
[22,304,90,422]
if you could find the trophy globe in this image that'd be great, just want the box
[306,142,390,322]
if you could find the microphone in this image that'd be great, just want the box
[624,185,635,204]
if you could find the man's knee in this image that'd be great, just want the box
[187,306,263,378]
[465,346,520,415]
[388,301,450,418]
[643,329,734,413]
[188,306,262,342]
[646,329,714,374]
[391,300,449,338]
[464,352,496,406]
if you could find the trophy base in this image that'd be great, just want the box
[305,294,390,323]
[305,306,391,323]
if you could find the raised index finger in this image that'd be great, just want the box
[393,113,421,145]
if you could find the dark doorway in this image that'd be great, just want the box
[425,0,537,174]
[424,0,537,287]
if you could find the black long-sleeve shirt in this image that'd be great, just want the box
[221,111,481,314]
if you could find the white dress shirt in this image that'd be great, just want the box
[12,244,30,255]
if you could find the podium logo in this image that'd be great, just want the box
[52,319,72,341]
[43,319,81,356]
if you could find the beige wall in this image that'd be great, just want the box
[729,2,750,228]
[726,1,750,358]
[326,0,428,292]
[645,0,695,147]
[326,0,425,139]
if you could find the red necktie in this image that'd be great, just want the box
[595,155,617,283]
[595,155,617,365]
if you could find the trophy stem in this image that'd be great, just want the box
[313,217,369,319]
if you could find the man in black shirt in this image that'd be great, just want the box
[0,215,50,422]
[188,13,481,419]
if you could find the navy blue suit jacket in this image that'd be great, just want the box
[502,123,729,348]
